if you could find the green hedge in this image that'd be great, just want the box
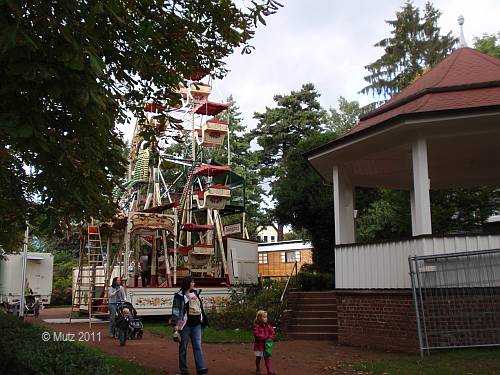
[207,280,284,329]
[0,312,109,374]
[294,271,334,291]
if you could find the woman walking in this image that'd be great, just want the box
[108,277,126,338]
[171,277,209,375]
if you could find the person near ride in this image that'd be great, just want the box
[253,310,277,375]
[171,277,209,375]
[108,277,126,338]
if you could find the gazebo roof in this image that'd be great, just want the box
[345,48,500,138]
[306,48,500,189]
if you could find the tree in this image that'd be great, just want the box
[274,132,337,272]
[356,190,412,242]
[474,32,500,58]
[0,0,281,251]
[252,83,327,239]
[356,187,500,243]
[327,97,375,135]
[361,1,456,97]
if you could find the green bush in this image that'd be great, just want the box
[0,312,109,374]
[50,287,73,305]
[207,280,284,330]
[294,271,334,291]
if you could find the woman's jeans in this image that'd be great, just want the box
[108,303,117,337]
[179,324,206,374]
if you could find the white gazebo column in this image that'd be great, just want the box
[333,165,355,245]
[411,138,432,236]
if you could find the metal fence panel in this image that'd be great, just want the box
[409,248,500,355]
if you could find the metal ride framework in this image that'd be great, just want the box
[71,76,247,324]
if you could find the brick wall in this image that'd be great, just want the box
[421,288,500,348]
[336,290,419,353]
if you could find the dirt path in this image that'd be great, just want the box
[29,308,403,375]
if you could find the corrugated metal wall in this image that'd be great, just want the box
[335,234,500,289]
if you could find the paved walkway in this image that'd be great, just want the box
[29,307,402,375]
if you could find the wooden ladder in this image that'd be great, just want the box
[69,224,107,327]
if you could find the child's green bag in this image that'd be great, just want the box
[264,339,273,357]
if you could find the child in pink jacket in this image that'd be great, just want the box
[253,310,277,375]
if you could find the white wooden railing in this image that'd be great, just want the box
[335,234,500,289]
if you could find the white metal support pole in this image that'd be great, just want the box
[227,112,231,166]
[19,224,29,319]
[123,212,133,282]
[411,138,432,236]
[242,212,247,239]
[173,209,178,285]
[333,165,355,245]
[162,230,172,287]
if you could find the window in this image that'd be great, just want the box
[270,236,275,242]
[263,235,268,242]
[258,253,268,264]
[281,251,298,263]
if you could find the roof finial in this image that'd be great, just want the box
[458,15,467,48]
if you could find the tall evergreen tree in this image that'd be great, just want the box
[253,83,326,180]
[274,132,337,272]
[252,83,327,239]
[361,1,456,98]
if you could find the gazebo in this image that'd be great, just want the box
[306,47,500,352]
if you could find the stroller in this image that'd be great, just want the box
[115,301,144,346]
[25,294,42,317]
[9,295,42,317]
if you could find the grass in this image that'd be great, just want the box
[93,347,157,375]
[144,322,285,343]
[351,348,500,375]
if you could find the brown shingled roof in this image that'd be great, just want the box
[345,48,500,137]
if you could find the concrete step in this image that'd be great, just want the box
[289,317,337,325]
[286,332,338,340]
[287,324,337,333]
[293,310,336,319]
[296,303,337,311]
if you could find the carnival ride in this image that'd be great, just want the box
[71,75,251,322]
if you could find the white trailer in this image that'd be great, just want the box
[0,252,54,306]
[72,237,258,316]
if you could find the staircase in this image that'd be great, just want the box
[285,291,338,340]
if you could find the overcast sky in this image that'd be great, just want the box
[119,1,499,140]
[210,0,500,130]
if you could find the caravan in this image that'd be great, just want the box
[0,252,54,312]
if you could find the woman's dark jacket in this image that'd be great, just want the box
[171,288,209,328]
